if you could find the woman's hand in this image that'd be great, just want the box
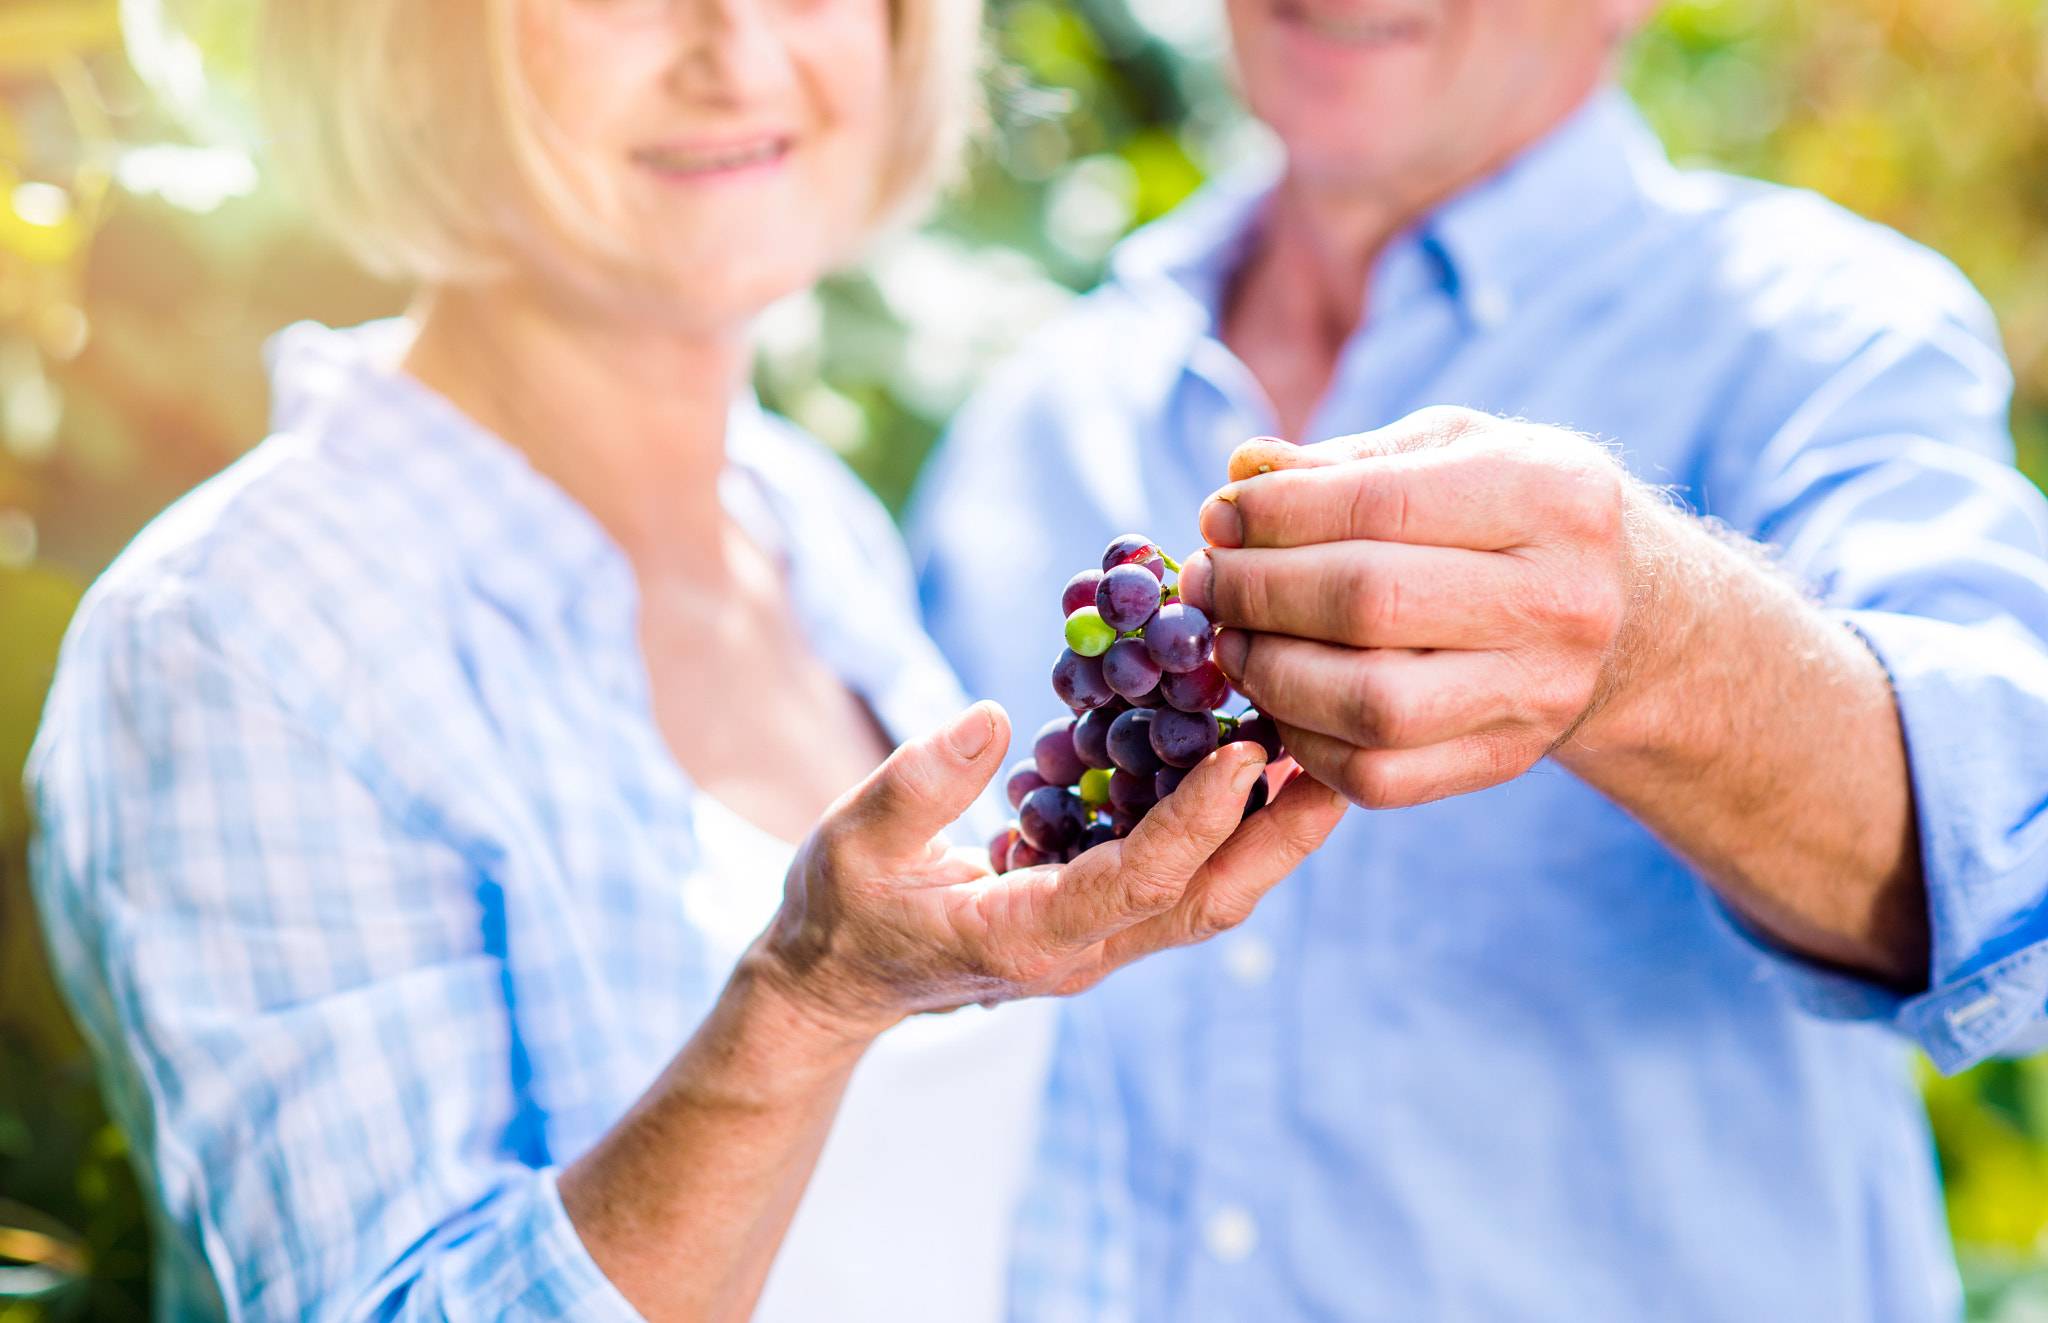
[756,701,1350,1043]
[564,701,1343,1322]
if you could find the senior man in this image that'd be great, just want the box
[912,0,2048,1318]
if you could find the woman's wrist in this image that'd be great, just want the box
[722,941,900,1072]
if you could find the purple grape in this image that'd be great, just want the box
[1053,649,1116,711]
[1062,570,1104,617]
[1006,761,1048,810]
[990,826,1020,873]
[1151,708,1220,768]
[1096,564,1163,633]
[1019,785,1088,853]
[1034,718,1087,787]
[1101,638,1163,701]
[1127,682,1167,709]
[1226,712,1284,761]
[1101,534,1161,573]
[1080,820,1118,852]
[1160,660,1230,714]
[1106,709,1165,777]
[1073,705,1118,770]
[1010,839,1053,868]
[1155,765,1189,799]
[1110,807,1142,838]
[1143,604,1215,674]
[1108,769,1159,815]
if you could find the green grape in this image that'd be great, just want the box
[1064,606,1117,657]
[1078,767,1112,807]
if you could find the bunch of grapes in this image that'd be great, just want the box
[989,533,1286,871]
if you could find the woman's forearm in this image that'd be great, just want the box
[558,951,883,1323]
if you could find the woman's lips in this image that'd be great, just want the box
[632,136,793,179]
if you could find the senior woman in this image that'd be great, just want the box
[25,1,1346,1319]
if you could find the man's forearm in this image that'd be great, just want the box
[1558,499,1930,987]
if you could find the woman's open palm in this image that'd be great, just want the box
[760,702,1349,1038]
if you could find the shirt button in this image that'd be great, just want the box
[1223,935,1274,988]
[1204,1206,1260,1264]
[1469,284,1514,329]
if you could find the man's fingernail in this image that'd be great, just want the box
[1232,756,1267,795]
[1214,629,1248,681]
[1199,496,1245,548]
[1178,551,1212,611]
[946,704,995,759]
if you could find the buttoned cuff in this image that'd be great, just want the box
[1729,609,2048,1075]
[1717,896,2048,1074]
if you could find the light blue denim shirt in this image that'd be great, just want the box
[912,89,2048,1320]
[28,320,1007,1321]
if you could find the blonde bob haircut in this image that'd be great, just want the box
[258,0,985,284]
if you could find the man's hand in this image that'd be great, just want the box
[1179,406,1929,986]
[1179,407,1646,808]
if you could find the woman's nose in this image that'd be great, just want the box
[659,0,800,104]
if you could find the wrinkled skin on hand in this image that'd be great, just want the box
[757,701,1348,1041]
[1180,406,1659,811]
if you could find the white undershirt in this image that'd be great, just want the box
[685,793,1058,1323]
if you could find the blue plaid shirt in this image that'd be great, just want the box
[28,321,1003,1321]
[913,89,2048,1320]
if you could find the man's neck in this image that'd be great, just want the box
[404,279,748,576]
[1220,79,1614,441]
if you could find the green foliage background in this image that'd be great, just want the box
[6,0,2048,1316]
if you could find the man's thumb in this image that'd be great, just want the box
[1225,407,1482,482]
[833,701,1010,860]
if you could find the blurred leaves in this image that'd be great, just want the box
[2,0,2048,1318]
[1624,0,2048,476]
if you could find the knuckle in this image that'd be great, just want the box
[1342,750,1406,811]
[1343,469,1402,538]
[813,817,863,864]
[1526,667,1598,728]
[1339,670,1403,748]
[1337,558,1399,644]
[1188,895,1251,942]
[1121,868,1185,916]
[1407,405,1482,448]
[1543,455,1627,541]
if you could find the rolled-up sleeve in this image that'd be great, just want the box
[1717,305,2048,1073]
[28,588,645,1322]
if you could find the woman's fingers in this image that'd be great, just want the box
[825,702,1010,862]
[1033,742,1269,949]
[1100,771,1347,966]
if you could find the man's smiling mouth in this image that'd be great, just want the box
[1275,0,1428,45]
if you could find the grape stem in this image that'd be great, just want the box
[1161,552,1183,574]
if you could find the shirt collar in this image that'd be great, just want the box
[266,318,633,630]
[1107,85,1659,337]
[1421,87,1657,328]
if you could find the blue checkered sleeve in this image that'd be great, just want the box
[32,585,645,1323]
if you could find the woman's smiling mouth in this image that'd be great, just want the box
[633,136,793,179]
